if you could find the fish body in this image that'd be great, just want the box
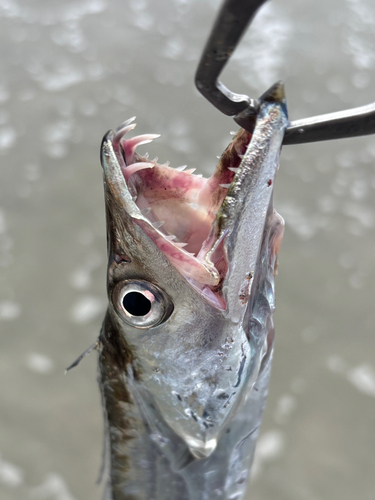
[98,83,288,500]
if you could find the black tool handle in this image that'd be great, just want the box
[195,0,267,117]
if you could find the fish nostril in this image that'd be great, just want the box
[123,292,151,316]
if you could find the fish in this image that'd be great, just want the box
[97,81,288,500]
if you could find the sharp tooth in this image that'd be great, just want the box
[196,174,203,178]
[176,165,187,172]
[141,207,151,215]
[185,168,196,174]
[174,242,188,248]
[122,134,161,164]
[219,183,231,189]
[216,155,221,159]
[165,235,177,241]
[113,123,137,147]
[122,162,154,181]
[143,152,149,159]
[132,196,137,202]
[114,116,136,134]
[238,154,245,159]
[228,167,238,173]
[230,131,236,136]
[116,116,136,130]
[160,161,170,167]
[153,221,164,229]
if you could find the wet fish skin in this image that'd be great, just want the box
[98,83,288,499]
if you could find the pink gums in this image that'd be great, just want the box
[116,127,252,305]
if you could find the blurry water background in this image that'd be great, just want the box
[0,0,375,499]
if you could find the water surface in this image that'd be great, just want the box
[0,0,374,499]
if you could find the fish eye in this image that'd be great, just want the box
[112,280,173,328]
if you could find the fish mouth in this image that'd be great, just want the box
[102,118,252,310]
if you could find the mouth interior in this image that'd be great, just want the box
[111,118,251,308]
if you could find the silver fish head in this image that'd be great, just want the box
[100,82,288,461]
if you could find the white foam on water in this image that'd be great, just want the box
[343,202,375,228]
[59,0,108,23]
[25,353,54,374]
[0,300,21,320]
[352,71,371,89]
[326,75,347,96]
[336,149,356,169]
[69,252,102,290]
[0,109,9,125]
[256,430,285,460]
[327,357,375,398]
[40,71,84,92]
[251,429,285,480]
[345,0,375,70]
[278,202,327,240]
[0,0,21,19]
[0,85,9,102]
[0,209,7,235]
[0,126,16,150]
[42,120,72,144]
[350,179,368,201]
[42,119,73,159]
[338,252,355,269]
[318,195,337,214]
[29,473,76,500]
[69,268,91,290]
[0,0,107,24]
[24,163,41,182]
[86,61,104,81]
[274,394,296,424]
[50,25,87,53]
[45,143,68,159]
[234,3,292,90]
[0,453,23,487]
[133,11,154,31]
[349,271,365,289]
[129,0,147,12]
[0,205,13,264]
[347,364,375,398]
[326,354,347,374]
[163,36,185,60]
[70,295,104,324]
[113,85,135,106]
[78,98,97,116]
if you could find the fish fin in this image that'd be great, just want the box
[65,340,99,373]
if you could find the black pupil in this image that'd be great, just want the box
[123,292,152,316]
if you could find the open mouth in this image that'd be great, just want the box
[108,117,252,310]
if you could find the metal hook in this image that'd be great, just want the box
[195,0,375,144]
